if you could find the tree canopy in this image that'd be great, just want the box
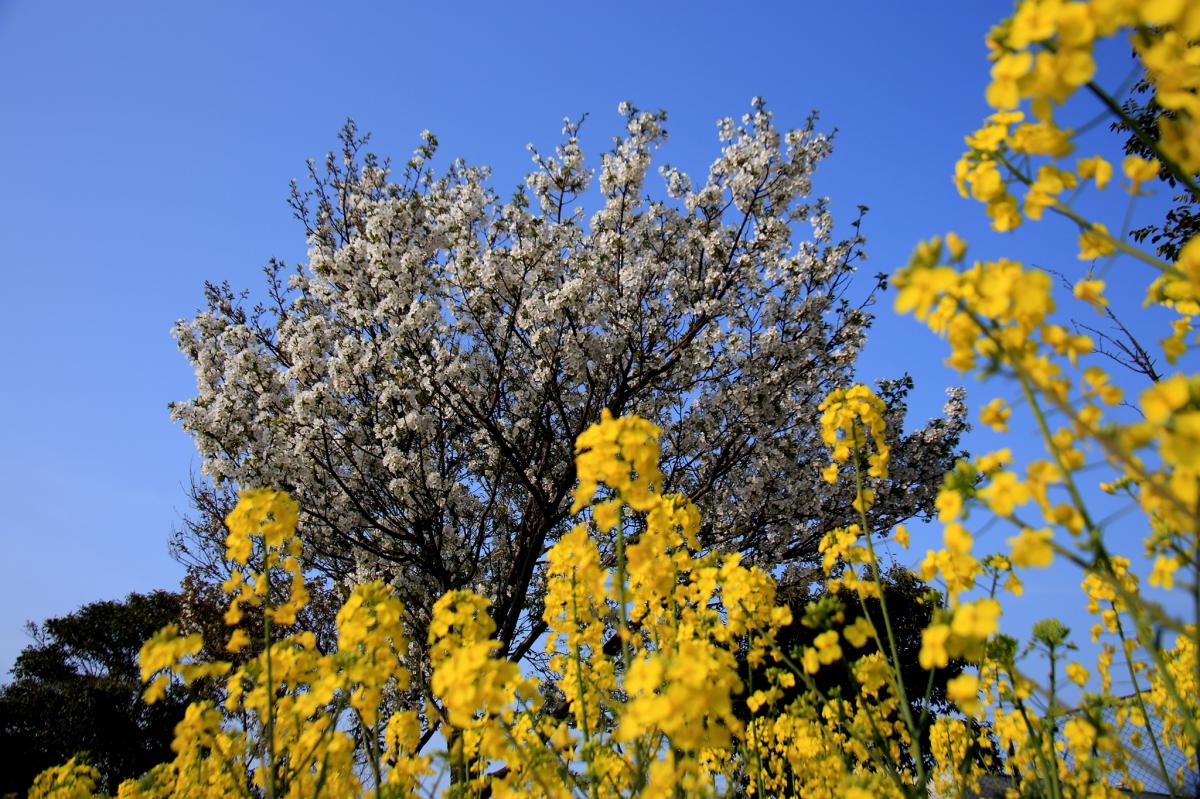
[171,101,965,694]
[0,591,189,797]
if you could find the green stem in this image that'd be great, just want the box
[1014,371,1100,543]
[613,521,647,791]
[1194,478,1200,782]
[352,709,384,799]
[744,658,767,799]
[981,319,1200,761]
[309,753,331,799]
[1011,354,1200,752]
[850,428,928,789]
[1082,79,1200,203]
[263,602,277,799]
[1050,200,1175,274]
[991,149,1176,274]
[1014,695,1063,799]
[1112,610,1177,799]
[569,573,600,799]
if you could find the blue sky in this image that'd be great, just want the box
[0,0,1182,688]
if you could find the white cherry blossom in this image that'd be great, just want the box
[171,103,965,679]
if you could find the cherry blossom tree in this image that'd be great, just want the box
[171,100,965,688]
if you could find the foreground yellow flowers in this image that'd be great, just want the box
[27,378,1199,797]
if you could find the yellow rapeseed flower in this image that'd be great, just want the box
[1076,155,1112,189]
[980,397,1012,432]
[978,470,1030,517]
[1008,527,1055,568]
[920,623,952,670]
[1073,278,1108,312]
[1078,222,1116,260]
[1149,554,1181,589]
[951,598,1002,640]
[947,673,982,714]
[1122,155,1160,194]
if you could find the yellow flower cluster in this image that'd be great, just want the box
[27,759,101,799]
[958,0,1200,238]
[818,384,890,489]
[889,1,1200,796]
[573,409,665,515]
[222,487,308,628]
[817,386,890,530]
[121,488,431,799]
[429,591,529,729]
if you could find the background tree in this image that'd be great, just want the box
[727,566,995,790]
[171,101,966,705]
[738,566,964,728]
[0,592,188,797]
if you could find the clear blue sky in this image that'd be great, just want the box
[0,0,1180,685]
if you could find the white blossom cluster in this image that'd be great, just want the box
[171,102,965,667]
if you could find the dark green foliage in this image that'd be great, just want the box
[1114,70,1199,263]
[736,566,966,767]
[0,591,188,797]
